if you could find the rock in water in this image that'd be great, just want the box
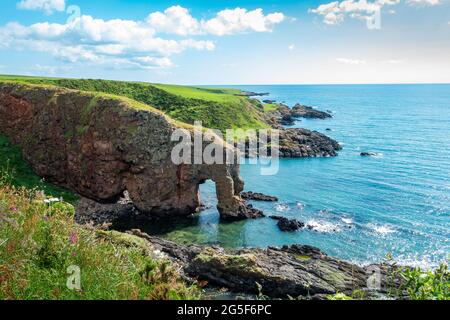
[277,128,342,158]
[280,113,296,126]
[361,152,382,157]
[291,104,333,119]
[241,192,278,202]
[270,216,305,232]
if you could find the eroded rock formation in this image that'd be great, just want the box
[0,83,252,219]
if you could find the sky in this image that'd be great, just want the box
[0,0,449,85]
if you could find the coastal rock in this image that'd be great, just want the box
[270,216,305,232]
[0,83,249,221]
[241,192,278,202]
[277,128,342,158]
[128,229,391,298]
[236,91,269,97]
[291,104,332,119]
[280,113,296,126]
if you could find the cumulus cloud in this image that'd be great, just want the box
[147,6,285,36]
[1,5,285,69]
[311,0,442,25]
[17,0,65,15]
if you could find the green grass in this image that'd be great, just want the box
[0,75,270,132]
[0,185,199,300]
[263,103,280,113]
[0,134,78,203]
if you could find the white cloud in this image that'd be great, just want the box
[407,0,441,5]
[311,0,442,25]
[147,6,285,36]
[1,5,285,70]
[337,57,367,64]
[288,44,295,50]
[17,0,65,15]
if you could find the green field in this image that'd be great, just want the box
[0,75,270,132]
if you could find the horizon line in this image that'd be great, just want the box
[1,74,449,87]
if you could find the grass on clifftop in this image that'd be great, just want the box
[0,75,269,132]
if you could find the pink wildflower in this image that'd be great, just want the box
[69,232,78,245]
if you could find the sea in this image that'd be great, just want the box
[138,84,450,268]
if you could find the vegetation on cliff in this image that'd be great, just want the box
[0,134,78,203]
[0,75,269,132]
[0,133,199,300]
[0,184,199,300]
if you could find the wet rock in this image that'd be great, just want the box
[361,152,382,157]
[220,203,265,221]
[241,192,278,202]
[280,113,296,126]
[127,229,394,298]
[270,216,305,232]
[277,128,342,158]
[291,104,332,119]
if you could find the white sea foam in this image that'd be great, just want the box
[341,218,353,224]
[296,202,305,210]
[275,204,290,212]
[307,219,341,233]
[368,223,396,235]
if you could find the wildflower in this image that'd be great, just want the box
[69,232,78,245]
[10,206,17,212]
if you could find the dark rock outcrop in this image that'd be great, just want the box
[236,91,269,97]
[291,104,332,119]
[270,216,305,232]
[241,192,278,202]
[0,83,252,220]
[280,113,296,126]
[125,229,395,298]
[277,128,342,158]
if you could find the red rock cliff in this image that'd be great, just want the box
[0,83,254,219]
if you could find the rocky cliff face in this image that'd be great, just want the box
[0,83,250,219]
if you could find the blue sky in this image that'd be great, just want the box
[0,0,449,84]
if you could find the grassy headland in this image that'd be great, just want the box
[0,75,270,132]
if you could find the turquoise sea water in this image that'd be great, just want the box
[143,84,450,267]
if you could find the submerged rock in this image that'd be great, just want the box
[361,152,382,157]
[241,192,278,202]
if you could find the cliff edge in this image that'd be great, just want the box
[0,83,252,219]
